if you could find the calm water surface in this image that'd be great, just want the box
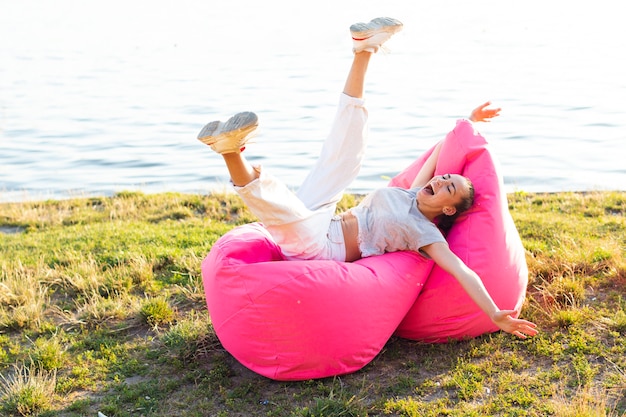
[1,0,625,202]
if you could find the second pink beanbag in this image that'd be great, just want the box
[390,119,528,341]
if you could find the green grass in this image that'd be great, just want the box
[0,190,625,416]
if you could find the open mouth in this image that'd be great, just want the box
[423,184,434,195]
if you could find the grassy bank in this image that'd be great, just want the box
[0,190,625,416]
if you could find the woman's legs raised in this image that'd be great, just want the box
[198,16,404,190]
[195,18,403,260]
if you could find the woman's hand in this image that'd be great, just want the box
[469,101,501,122]
[491,310,538,339]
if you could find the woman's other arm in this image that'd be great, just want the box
[410,141,442,189]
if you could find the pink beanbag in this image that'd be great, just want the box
[202,223,433,381]
[390,119,528,341]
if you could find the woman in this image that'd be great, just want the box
[197,17,538,339]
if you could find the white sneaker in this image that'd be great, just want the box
[350,17,403,53]
[197,111,258,154]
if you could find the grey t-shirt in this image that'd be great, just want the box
[350,187,446,258]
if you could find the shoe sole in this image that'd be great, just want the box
[350,17,403,40]
[198,112,258,153]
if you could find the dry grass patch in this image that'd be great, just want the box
[0,363,57,416]
[0,260,50,330]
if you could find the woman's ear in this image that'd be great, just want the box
[443,206,457,216]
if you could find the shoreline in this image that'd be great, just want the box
[2,188,625,206]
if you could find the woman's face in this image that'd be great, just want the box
[417,174,470,216]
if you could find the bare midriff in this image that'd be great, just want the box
[338,211,362,262]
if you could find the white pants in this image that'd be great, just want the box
[234,93,369,261]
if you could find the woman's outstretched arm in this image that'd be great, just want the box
[422,242,538,339]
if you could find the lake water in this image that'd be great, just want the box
[1,0,625,203]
